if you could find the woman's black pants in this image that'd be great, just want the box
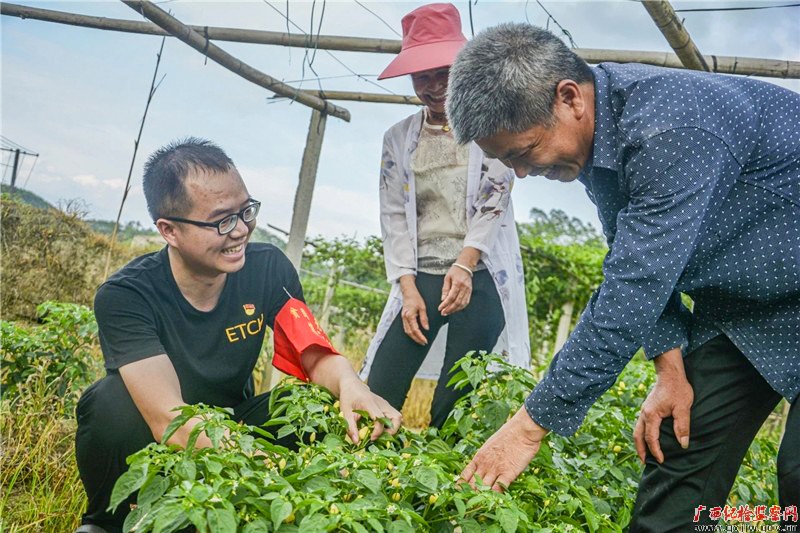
[367,270,505,428]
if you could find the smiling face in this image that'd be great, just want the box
[477,80,595,182]
[158,167,256,278]
[411,67,450,118]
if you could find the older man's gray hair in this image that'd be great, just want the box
[446,23,593,144]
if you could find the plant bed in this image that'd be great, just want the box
[111,354,658,532]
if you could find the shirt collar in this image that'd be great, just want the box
[589,66,618,172]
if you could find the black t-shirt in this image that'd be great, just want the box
[94,243,302,407]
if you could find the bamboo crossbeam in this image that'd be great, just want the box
[119,0,351,121]
[293,91,422,106]
[3,2,799,80]
[641,0,710,72]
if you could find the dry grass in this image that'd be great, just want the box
[400,378,436,430]
[0,375,85,532]
[1,196,152,321]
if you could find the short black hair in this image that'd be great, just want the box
[142,137,235,221]
[448,23,594,143]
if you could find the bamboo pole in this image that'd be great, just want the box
[285,109,327,270]
[641,0,710,72]
[3,3,799,80]
[103,36,166,281]
[289,91,422,106]
[120,0,350,122]
[553,301,575,354]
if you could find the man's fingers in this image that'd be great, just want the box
[492,474,513,493]
[477,468,497,491]
[644,413,664,463]
[344,411,360,443]
[386,415,402,435]
[633,416,647,464]
[460,460,477,489]
[673,403,691,450]
[384,407,403,435]
[370,420,385,441]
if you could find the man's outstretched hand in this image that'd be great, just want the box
[460,407,549,492]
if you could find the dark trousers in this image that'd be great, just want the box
[367,270,505,428]
[630,335,799,532]
[75,373,287,532]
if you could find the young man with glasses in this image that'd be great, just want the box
[74,138,402,533]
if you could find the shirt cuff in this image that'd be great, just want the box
[461,239,491,256]
[524,375,596,437]
[640,297,690,359]
[386,267,416,283]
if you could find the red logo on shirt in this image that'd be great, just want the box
[243,304,256,316]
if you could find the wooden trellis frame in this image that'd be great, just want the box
[4,0,799,271]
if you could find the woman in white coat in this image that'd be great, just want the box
[359,3,529,428]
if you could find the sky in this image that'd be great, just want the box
[2,1,799,241]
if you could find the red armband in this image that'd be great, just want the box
[272,298,339,381]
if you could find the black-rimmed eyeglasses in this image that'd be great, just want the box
[162,201,261,235]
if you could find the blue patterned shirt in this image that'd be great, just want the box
[526,63,800,436]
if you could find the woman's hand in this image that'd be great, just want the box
[439,247,480,316]
[399,275,429,345]
[438,265,473,316]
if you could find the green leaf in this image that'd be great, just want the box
[298,457,331,480]
[432,521,455,533]
[497,508,519,533]
[138,475,170,507]
[205,459,223,475]
[277,425,297,440]
[460,519,482,533]
[738,483,752,502]
[153,502,189,533]
[189,483,213,503]
[109,463,148,511]
[454,496,466,517]
[351,522,369,533]
[242,518,271,533]
[206,425,225,447]
[176,459,196,481]
[478,400,510,430]
[123,504,151,533]
[388,520,414,533]
[299,514,331,532]
[592,496,612,516]
[355,469,381,494]
[187,507,207,531]
[271,498,293,531]
[206,506,238,533]
[412,466,438,492]
[367,518,385,533]
[162,410,193,443]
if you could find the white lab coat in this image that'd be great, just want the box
[360,110,530,380]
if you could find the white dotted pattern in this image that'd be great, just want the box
[526,63,800,436]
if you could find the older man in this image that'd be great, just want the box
[446,23,799,531]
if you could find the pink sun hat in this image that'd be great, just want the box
[377,3,467,80]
